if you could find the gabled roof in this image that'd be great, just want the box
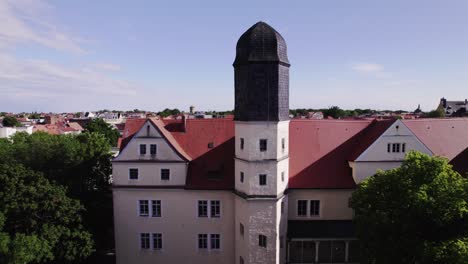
[289,119,394,189]
[403,118,468,160]
[450,147,468,176]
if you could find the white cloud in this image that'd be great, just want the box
[94,63,121,72]
[0,0,84,53]
[351,63,384,73]
[0,53,138,99]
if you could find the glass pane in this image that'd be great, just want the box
[302,241,315,263]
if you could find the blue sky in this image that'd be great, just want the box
[1,0,468,113]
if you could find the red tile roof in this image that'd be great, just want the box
[450,147,468,177]
[117,117,468,190]
[404,118,468,160]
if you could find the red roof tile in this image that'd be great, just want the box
[404,118,468,160]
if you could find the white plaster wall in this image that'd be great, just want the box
[116,137,184,161]
[234,196,283,264]
[350,161,403,184]
[287,189,354,220]
[356,120,432,162]
[235,158,288,196]
[112,162,187,186]
[113,189,235,264]
[134,120,162,138]
[235,121,289,161]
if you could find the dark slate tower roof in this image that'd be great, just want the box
[233,22,290,121]
[233,22,290,66]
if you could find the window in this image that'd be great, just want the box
[139,200,149,216]
[281,171,285,182]
[210,200,221,218]
[152,233,162,250]
[258,234,267,248]
[139,144,146,155]
[210,234,220,249]
[150,144,157,155]
[402,143,406,153]
[281,201,285,213]
[198,234,208,249]
[129,168,139,180]
[387,143,391,153]
[389,143,406,153]
[240,256,244,264]
[198,200,208,217]
[140,233,150,249]
[310,200,320,216]
[240,172,244,183]
[297,200,307,216]
[161,169,170,181]
[240,138,244,150]
[281,138,285,152]
[208,142,214,149]
[259,139,267,152]
[240,223,244,237]
[151,200,161,217]
[259,174,267,185]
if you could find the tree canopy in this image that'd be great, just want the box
[157,108,181,117]
[0,163,93,264]
[350,151,468,264]
[0,132,114,263]
[426,108,446,118]
[2,116,22,127]
[84,118,120,147]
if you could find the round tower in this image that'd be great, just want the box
[233,21,290,264]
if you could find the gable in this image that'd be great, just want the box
[356,120,432,162]
[114,120,185,162]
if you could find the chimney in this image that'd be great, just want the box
[465,99,467,105]
[182,114,187,132]
[441,97,447,108]
[189,105,195,115]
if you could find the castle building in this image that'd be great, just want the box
[112,22,468,264]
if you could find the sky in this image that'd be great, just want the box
[1,0,468,113]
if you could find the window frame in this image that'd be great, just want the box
[240,138,244,150]
[297,200,308,217]
[152,233,163,250]
[281,138,285,153]
[151,200,162,217]
[240,171,244,183]
[139,144,147,155]
[259,139,267,152]
[240,223,244,237]
[310,200,320,216]
[161,168,170,181]
[198,234,208,249]
[197,200,208,217]
[129,168,139,180]
[210,200,221,218]
[150,144,157,155]
[140,233,150,250]
[258,234,267,248]
[139,200,149,217]
[210,234,221,250]
[259,174,267,186]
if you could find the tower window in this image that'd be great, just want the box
[259,139,267,152]
[258,234,267,248]
[208,142,214,149]
[129,168,139,180]
[259,174,267,185]
[240,171,244,183]
[240,223,244,237]
[240,138,244,150]
[240,256,244,264]
[161,169,170,180]
[281,171,285,182]
[150,144,157,155]
[139,144,146,155]
[281,138,285,152]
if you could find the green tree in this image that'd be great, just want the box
[426,108,446,118]
[350,151,468,264]
[84,118,120,146]
[0,163,93,264]
[28,112,41,119]
[2,116,22,127]
[157,108,181,117]
[323,106,346,119]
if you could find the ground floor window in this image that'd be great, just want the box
[288,239,359,263]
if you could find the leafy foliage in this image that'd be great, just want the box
[290,107,375,119]
[2,116,22,127]
[0,163,94,264]
[1,132,114,263]
[157,108,181,117]
[426,108,446,118]
[350,151,468,264]
[84,118,120,147]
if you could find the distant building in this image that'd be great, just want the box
[0,125,33,138]
[439,97,467,116]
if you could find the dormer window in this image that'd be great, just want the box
[259,139,267,152]
[240,138,245,150]
[139,144,146,155]
[387,143,406,153]
[150,144,157,155]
